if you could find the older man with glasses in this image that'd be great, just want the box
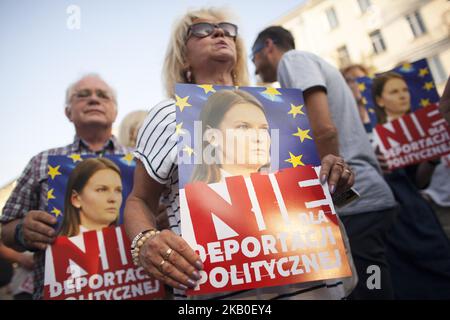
[0,73,130,300]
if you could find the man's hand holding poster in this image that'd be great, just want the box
[43,155,164,300]
[175,84,352,295]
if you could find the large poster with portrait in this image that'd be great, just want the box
[176,84,352,296]
[356,59,450,168]
[43,154,164,300]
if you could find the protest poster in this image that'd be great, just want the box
[354,58,449,168]
[373,104,450,169]
[43,154,164,300]
[175,84,352,295]
[356,58,441,129]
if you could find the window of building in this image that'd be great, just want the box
[428,55,448,84]
[357,0,372,13]
[369,30,386,54]
[406,11,427,38]
[337,45,351,67]
[326,7,339,30]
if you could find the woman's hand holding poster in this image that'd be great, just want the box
[175,84,353,295]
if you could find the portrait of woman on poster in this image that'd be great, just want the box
[59,158,123,237]
[370,71,450,299]
[372,72,412,124]
[190,89,271,184]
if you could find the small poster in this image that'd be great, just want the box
[373,104,450,169]
[43,155,164,300]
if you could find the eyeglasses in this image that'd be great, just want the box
[72,89,112,101]
[251,40,277,62]
[187,22,238,39]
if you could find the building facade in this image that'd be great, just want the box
[271,0,450,92]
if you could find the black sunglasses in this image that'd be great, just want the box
[250,39,277,61]
[187,22,238,39]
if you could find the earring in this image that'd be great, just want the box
[232,71,237,85]
[186,70,192,83]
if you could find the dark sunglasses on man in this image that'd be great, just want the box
[187,22,238,39]
[250,39,277,62]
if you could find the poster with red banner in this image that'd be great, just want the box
[43,155,164,300]
[373,104,450,169]
[44,225,164,300]
[176,84,352,296]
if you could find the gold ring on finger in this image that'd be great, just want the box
[164,248,173,261]
[158,259,166,272]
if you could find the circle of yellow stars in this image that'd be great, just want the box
[176,85,316,168]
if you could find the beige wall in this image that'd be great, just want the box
[273,0,450,93]
[0,181,16,214]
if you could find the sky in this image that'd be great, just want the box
[0,0,306,186]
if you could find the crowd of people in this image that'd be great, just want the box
[1,6,450,300]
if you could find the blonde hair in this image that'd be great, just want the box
[162,7,250,98]
[118,110,148,147]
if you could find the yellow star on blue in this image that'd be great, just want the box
[288,104,305,118]
[292,127,313,143]
[68,154,82,163]
[418,68,429,77]
[358,83,366,92]
[262,87,281,101]
[183,145,194,157]
[197,84,216,94]
[401,63,413,72]
[423,82,434,91]
[285,152,304,168]
[47,188,56,200]
[175,95,192,112]
[420,99,430,107]
[122,153,134,165]
[175,122,186,136]
[48,165,62,180]
[51,207,62,217]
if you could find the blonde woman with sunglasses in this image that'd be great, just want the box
[124,7,355,300]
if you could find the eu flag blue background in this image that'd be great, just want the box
[356,58,441,128]
[47,155,136,231]
[175,84,321,189]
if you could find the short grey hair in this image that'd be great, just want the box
[65,73,118,109]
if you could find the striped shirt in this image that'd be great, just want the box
[0,136,130,300]
[135,99,358,300]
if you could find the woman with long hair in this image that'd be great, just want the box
[60,158,122,237]
[190,89,270,183]
[372,72,411,124]
[367,71,450,299]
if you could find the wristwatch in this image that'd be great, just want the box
[14,221,36,251]
[14,221,26,248]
